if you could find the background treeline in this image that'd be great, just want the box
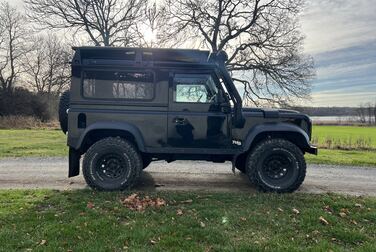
[291,103,376,125]
[289,107,359,116]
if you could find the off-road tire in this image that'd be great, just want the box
[246,138,306,193]
[58,90,70,134]
[83,137,143,191]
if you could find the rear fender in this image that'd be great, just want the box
[74,121,146,152]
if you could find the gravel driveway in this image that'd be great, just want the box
[0,157,375,196]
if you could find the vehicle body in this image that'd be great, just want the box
[62,47,317,192]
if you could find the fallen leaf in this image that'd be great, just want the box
[39,239,47,245]
[87,202,94,209]
[180,199,193,204]
[176,209,183,216]
[205,246,212,252]
[323,205,334,214]
[150,239,157,245]
[240,217,246,221]
[292,208,300,214]
[319,216,329,225]
[120,194,166,211]
[277,208,284,212]
[200,221,206,228]
[312,230,320,235]
[339,212,347,218]
[351,220,358,225]
[355,203,363,208]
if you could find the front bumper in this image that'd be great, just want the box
[307,145,318,155]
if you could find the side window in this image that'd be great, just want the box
[83,71,154,100]
[174,75,218,103]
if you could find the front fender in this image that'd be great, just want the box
[243,122,317,155]
[73,121,146,152]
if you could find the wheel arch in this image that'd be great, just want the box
[242,123,316,155]
[75,121,146,153]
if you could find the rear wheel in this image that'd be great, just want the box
[58,90,70,134]
[246,138,306,193]
[83,137,142,191]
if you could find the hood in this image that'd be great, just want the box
[242,108,301,119]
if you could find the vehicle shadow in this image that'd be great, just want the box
[134,170,257,193]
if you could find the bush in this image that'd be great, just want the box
[0,115,59,129]
[0,88,59,121]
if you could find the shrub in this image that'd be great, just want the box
[0,88,59,121]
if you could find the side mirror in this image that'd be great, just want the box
[220,102,231,114]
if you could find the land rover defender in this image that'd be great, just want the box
[59,47,317,193]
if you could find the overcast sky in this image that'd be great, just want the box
[7,0,376,107]
[301,0,376,106]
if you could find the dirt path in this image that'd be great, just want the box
[0,157,375,196]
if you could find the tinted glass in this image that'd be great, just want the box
[83,71,154,100]
[174,75,218,103]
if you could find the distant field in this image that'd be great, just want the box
[0,127,375,167]
[312,126,376,150]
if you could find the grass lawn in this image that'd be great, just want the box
[0,129,68,158]
[0,190,375,251]
[0,128,375,167]
[306,149,376,167]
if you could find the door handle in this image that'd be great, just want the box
[173,117,187,125]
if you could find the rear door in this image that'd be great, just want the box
[167,73,231,149]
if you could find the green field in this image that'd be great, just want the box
[312,126,376,150]
[0,190,374,251]
[0,127,375,166]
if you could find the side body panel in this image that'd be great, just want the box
[67,69,169,151]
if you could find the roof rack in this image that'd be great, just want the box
[72,47,211,66]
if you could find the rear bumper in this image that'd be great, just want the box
[307,145,318,155]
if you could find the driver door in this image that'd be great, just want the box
[167,73,231,149]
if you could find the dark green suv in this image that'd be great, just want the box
[59,47,317,193]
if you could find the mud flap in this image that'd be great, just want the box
[69,148,80,177]
[231,155,238,175]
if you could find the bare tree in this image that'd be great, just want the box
[165,0,315,106]
[23,34,71,95]
[0,1,28,93]
[25,0,146,46]
[133,2,184,48]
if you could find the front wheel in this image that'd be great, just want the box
[246,138,306,193]
[83,137,142,191]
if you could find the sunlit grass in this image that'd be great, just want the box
[0,190,374,251]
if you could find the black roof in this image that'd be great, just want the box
[72,47,211,65]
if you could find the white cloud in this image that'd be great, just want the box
[301,0,376,54]
[311,90,376,106]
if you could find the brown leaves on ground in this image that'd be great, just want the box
[120,193,166,211]
[319,216,329,225]
[39,239,47,246]
[87,201,94,209]
[176,209,183,216]
[292,208,300,215]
